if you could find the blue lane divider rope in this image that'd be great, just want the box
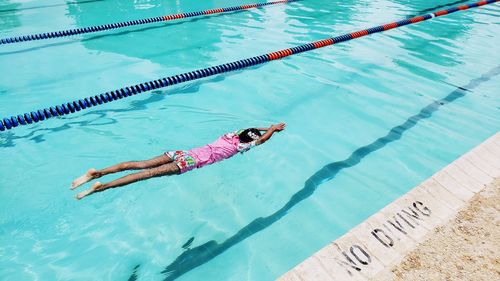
[0,0,298,45]
[0,0,498,131]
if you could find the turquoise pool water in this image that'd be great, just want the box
[1,0,499,280]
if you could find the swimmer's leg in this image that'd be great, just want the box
[76,162,180,200]
[71,154,173,189]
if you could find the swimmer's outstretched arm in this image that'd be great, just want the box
[256,123,286,145]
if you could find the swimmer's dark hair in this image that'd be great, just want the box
[238,128,262,143]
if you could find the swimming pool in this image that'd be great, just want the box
[0,0,499,280]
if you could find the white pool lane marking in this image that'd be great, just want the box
[279,131,500,281]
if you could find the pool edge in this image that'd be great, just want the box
[278,131,500,281]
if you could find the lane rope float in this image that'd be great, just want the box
[0,0,299,45]
[0,0,498,131]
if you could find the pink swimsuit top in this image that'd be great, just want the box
[188,132,256,168]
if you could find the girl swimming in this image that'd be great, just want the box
[71,123,285,200]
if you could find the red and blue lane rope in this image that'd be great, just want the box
[0,0,298,45]
[0,0,498,131]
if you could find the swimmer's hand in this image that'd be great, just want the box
[271,123,286,132]
[256,123,286,145]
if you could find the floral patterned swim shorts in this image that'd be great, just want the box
[165,150,197,174]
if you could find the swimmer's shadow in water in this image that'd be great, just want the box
[156,65,500,280]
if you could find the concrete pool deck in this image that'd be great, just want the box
[279,132,500,281]
[385,178,499,280]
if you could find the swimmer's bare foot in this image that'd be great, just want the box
[76,182,103,200]
[71,168,99,190]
